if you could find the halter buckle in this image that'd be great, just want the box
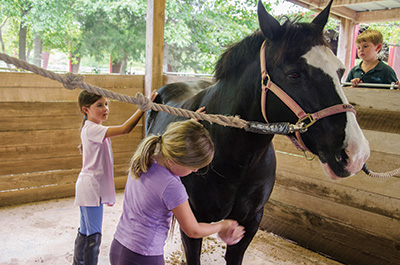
[262,72,270,86]
[298,114,316,129]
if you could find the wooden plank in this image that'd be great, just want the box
[356,107,400,134]
[274,150,400,200]
[356,8,400,23]
[163,75,214,85]
[0,101,139,117]
[0,165,129,192]
[0,149,136,176]
[145,0,165,94]
[0,73,144,102]
[0,115,144,132]
[271,176,400,241]
[0,72,144,88]
[0,134,141,164]
[0,101,142,132]
[0,129,81,146]
[344,86,400,112]
[275,167,400,220]
[261,200,400,265]
[0,175,128,207]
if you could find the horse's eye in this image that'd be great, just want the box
[288,72,300,79]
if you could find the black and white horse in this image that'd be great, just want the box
[147,1,370,264]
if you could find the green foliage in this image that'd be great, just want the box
[164,0,264,73]
[0,0,398,74]
[360,21,400,46]
[75,0,146,64]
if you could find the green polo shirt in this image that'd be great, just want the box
[346,60,398,89]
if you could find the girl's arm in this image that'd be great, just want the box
[172,200,245,245]
[105,91,157,138]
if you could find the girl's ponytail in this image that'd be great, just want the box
[130,135,160,179]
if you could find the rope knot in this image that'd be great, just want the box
[63,72,85,90]
[135,92,152,112]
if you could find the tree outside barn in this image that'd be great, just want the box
[0,0,399,75]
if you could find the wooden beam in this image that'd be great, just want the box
[287,0,400,22]
[287,0,357,20]
[288,0,394,8]
[144,0,165,97]
[356,8,400,23]
[338,18,356,80]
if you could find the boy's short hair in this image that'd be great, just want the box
[356,29,383,46]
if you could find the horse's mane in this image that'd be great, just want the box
[214,31,264,81]
[214,17,329,81]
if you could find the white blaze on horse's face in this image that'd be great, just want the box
[302,45,370,179]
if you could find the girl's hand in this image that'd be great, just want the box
[350,78,362,87]
[192,106,206,123]
[218,220,245,245]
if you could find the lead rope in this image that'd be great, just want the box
[1,52,398,178]
[362,164,400,178]
[0,52,302,136]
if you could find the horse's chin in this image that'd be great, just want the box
[320,163,348,180]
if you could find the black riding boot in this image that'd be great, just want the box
[84,233,102,265]
[72,230,86,265]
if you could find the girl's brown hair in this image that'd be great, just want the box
[130,119,214,179]
[77,91,103,152]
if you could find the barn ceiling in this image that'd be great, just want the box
[287,0,400,22]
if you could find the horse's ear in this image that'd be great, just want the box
[257,0,282,40]
[312,0,333,30]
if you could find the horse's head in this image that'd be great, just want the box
[257,0,370,179]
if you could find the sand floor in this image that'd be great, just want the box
[0,192,342,265]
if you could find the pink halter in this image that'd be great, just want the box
[259,41,356,152]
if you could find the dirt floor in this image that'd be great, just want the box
[0,191,342,265]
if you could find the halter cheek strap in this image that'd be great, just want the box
[259,41,356,152]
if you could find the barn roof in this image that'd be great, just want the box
[288,0,400,22]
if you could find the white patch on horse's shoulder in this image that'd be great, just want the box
[302,45,348,103]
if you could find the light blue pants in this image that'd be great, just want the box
[79,204,103,236]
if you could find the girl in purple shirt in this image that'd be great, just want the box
[72,90,156,265]
[110,120,245,265]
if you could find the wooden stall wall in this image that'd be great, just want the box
[0,72,145,207]
[261,87,400,265]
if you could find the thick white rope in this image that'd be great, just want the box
[1,52,398,178]
[0,52,248,129]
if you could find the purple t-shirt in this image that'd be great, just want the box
[114,162,188,256]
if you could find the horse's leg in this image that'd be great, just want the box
[224,208,264,265]
[180,228,203,265]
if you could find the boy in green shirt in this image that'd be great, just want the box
[346,29,399,89]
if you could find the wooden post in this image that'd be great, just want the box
[338,18,356,81]
[350,24,359,69]
[388,45,400,79]
[144,0,165,97]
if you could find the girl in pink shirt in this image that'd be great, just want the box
[72,90,157,265]
[110,120,245,265]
